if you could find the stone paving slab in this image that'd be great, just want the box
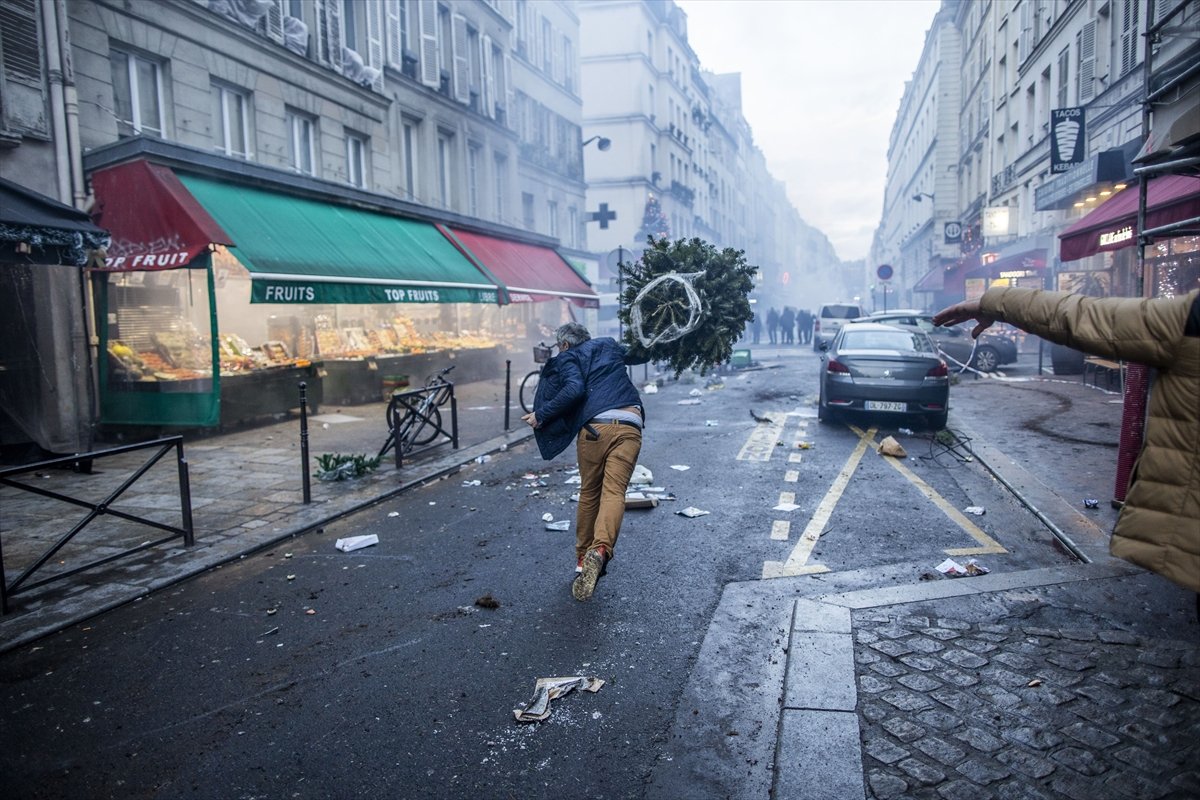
[776,709,866,800]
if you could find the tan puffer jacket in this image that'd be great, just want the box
[980,286,1200,593]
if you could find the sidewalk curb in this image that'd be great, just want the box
[0,429,534,655]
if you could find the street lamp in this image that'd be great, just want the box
[582,135,612,151]
[912,192,934,202]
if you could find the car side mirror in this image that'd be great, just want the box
[818,340,830,352]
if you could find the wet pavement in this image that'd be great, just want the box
[2,348,1197,799]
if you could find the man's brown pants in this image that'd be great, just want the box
[575,423,642,562]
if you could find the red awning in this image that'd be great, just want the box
[1059,175,1200,262]
[912,266,944,293]
[91,160,233,271]
[988,248,1046,273]
[438,225,598,308]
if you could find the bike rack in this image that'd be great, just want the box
[378,383,459,469]
[0,436,195,614]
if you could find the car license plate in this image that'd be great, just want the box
[865,401,907,412]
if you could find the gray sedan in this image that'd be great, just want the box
[817,322,950,430]
[862,311,1018,372]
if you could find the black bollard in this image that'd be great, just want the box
[504,359,512,431]
[299,381,311,504]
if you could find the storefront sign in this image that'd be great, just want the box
[105,250,195,270]
[252,281,498,305]
[1098,225,1133,247]
[982,207,1011,236]
[943,222,962,244]
[1050,107,1086,173]
[998,269,1036,279]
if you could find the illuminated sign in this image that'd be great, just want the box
[999,270,1036,279]
[1099,225,1133,247]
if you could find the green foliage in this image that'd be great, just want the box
[315,453,381,481]
[619,236,756,375]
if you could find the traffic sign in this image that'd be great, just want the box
[876,264,894,281]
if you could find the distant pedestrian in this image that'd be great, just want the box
[751,313,762,345]
[766,307,780,345]
[798,309,813,344]
[934,287,1200,610]
[522,322,646,602]
[779,307,795,345]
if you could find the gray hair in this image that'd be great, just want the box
[555,322,591,347]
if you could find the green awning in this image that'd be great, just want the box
[177,174,502,304]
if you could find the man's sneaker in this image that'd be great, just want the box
[572,546,607,601]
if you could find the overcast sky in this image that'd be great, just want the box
[677,0,941,263]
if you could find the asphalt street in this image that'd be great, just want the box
[1,347,1196,799]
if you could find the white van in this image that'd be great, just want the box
[813,302,865,350]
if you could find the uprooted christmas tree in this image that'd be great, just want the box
[619,236,756,375]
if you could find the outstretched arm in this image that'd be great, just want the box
[932,299,996,339]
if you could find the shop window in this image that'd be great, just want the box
[211,82,251,159]
[286,109,317,175]
[346,131,368,188]
[110,47,165,138]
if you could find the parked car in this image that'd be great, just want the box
[812,302,865,350]
[817,322,950,429]
[858,311,1018,372]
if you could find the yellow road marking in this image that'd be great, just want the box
[784,470,799,483]
[737,412,786,461]
[771,520,790,541]
[762,426,877,579]
[788,453,803,463]
[849,426,1007,556]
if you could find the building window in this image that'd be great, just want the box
[346,132,368,188]
[522,192,535,229]
[541,17,552,73]
[110,48,164,137]
[437,131,454,208]
[286,109,317,175]
[494,152,507,219]
[547,200,558,238]
[211,82,250,158]
[1056,46,1069,109]
[402,119,418,200]
[567,206,577,248]
[467,143,481,217]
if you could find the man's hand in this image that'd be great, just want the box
[521,412,540,429]
[932,299,996,339]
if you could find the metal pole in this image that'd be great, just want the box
[617,245,625,341]
[504,359,511,430]
[299,381,311,504]
[176,439,194,546]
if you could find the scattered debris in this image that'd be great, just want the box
[305,609,316,615]
[898,427,914,435]
[1027,678,1043,688]
[878,437,907,458]
[1083,498,1100,509]
[564,475,582,485]
[542,512,555,522]
[705,420,719,426]
[513,676,605,723]
[545,520,571,531]
[796,441,813,450]
[963,506,986,516]
[266,608,278,615]
[624,492,659,509]
[677,399,702,405]
[335,535,379,553]
[935,558,990,578]
[474,594,500,609]
[286,574,296,581]
[284,553,293,559]
[688,388,703,397]
[630,465,654,485]
[462,479,482,487]
[670,464,690,471]
[772,501,800,512]
[918,572,939,581]
[261,626,280,638]
[644,383,659,394]
[475,455,492,464]
[387,511,400,517]
[750,409,771,423]
[314,453,381,481]
[676,507,710,518]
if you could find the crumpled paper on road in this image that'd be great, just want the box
[878,436,907,458]
[513,676,605,723]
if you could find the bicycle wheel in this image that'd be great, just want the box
[405,405,443,448]
[519,370,540,414]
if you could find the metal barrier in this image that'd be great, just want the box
[0,437,194,613]
[378,383,459,469]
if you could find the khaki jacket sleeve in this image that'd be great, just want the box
[980,287,1197,369]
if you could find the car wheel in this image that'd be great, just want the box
[927,411,948,430]
[972,345,1000,372]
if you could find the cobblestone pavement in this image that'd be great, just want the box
[856,611,1200,800]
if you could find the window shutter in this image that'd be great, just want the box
[316,0,342,71]
[366,0,384,90]
[1018,1,1030,63]
[1,0,42,86]
[418,0,439,88]
[262,0,285,44]
[1120,0,1139,77]
[1078,20,1095,102]
[385,0,403,68]
[451,13,469,103]
[503,52,513,126]
[481,34,494,118]
[553,28,563,84]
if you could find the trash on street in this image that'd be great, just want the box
[705,420,719,426]
[335,535,379,552]
[462,479,482,487]
[878,436,907,458]
[545,519,571,531]
[773,501,800,512]
[796,441,813,450]
[1083,498,1100,509]
[513,676,605,723]
[935,557,990,577]
[898,427,914,435]
[670,464,690,471]
[676,507,710,518]
[963,506,986,516]
[688,388,703,397]
[564,475,582,485]
[541,512,554,522]
[474,594,500,609]
[644,383,659,394]
[387,511,400,517]
[630,464,654,485]
[624,492,659,509]
[677,399,702,405]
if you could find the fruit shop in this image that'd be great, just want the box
[89,155,596,430]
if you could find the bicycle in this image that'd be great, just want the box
[378,365,455,462]
[519,343,555,414]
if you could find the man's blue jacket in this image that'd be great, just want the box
[532,337,645,460]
